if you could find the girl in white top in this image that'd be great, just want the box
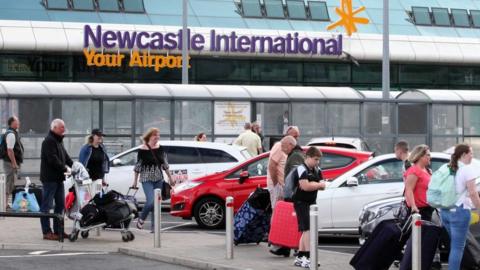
[440,144,480,270]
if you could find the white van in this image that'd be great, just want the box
[106,141,251,204]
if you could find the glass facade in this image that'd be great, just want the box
[2,53,480,89]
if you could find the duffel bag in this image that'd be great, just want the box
[101,200,131,225]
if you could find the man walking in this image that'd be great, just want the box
[394,140,411,171]
[234,122,262,156]
[1,116,24,209]
[40,119,73,240]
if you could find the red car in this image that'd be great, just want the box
[170,147,373,229]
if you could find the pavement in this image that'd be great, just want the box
[0,216,357,270]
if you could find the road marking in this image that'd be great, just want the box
[28,251,48,255]
[161,222,196,231]
[0,252,109,259]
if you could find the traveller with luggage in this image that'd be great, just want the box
[78,128,109,187]
[438,144,480,270]
[290,147,325,268]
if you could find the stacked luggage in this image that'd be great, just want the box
[234,187,271,245]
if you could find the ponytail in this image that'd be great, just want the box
[448,143,471,172]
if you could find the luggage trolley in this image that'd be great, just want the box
[65,162,135,242]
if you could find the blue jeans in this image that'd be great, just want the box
[40,182,65,235]
[440,206,471,270]
[140,180,163,230]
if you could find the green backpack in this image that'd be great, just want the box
[427,163,458,209]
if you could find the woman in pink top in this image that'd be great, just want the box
[404,144,434,221]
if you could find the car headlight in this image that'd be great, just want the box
[374,206,392,220]
[174,181,203,193]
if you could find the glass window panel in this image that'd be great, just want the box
[398,103,427,134]
[321,153,354,170]
[72,0,95,10]
[354,158,404,184]
[252,62,301,83]
[304,62,350,83]
[102,137,133,156]
[471,10,480,27]
[98,0,120,11]
[62,137,86,159]
[309,1,329,21]
[42,55,72,81]
[48,10,102,22]
[255,103,289,135]
[352,63,381,84]
[103,101,132,135]
[111,148,138,167]
[198,148,238,163]
[396,136,427,148]
[432,137,458,153]
[432,105,460,135]
[196,17,248,28]
[287,0,307,19]
[46,0,69,9]
[412,7,431,25]
[19,99,50,135]
[175,101,212,135]
[363,103,395,135]
[463,137,480,159]
[123,0,145,12]
[98,12,127,23]
[399,65,448,86]
[328,103,360,135]
[0,99,18,132]
[20,138,44,159]
[451,9,470,27]
[464,106,480,135]
[190,0,240,17]
[242,0,262,17]
[0,55,42,79]
[0,9,50,21]
[432,8,450,26]
[52,100,97,135]
[135,100,171,134]
[449,67,480,86]
[196,59,250,82]
[292,103,328,137]
[165,146,201,164]
[363,137,395,155]
[265,0,285,18]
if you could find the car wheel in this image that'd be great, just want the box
[194,197,225,229]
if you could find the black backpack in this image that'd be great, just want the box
[0,131,11,159]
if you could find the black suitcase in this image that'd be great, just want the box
[350,219,409,270]
[12,184,42,205]
[101,200,131,227]
[399,221,442,270]
[461,231,480,270]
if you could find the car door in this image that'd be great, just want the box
[164,146,205,183]
[106,149,146,202]
[227,156,269,209]
[329,158,405,229]
[197,148,240,174]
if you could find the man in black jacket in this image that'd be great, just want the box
[40,119,73,241]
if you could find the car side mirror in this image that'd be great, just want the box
[346,176,359,187]
[239,171,249,184]
[112,158,122,167]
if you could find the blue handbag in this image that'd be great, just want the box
[12,191,40,212]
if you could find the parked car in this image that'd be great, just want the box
[170,147,373,229]
[315,152,450,235]
[106,141,251,205]
[307,137,370,152]
[358,158,480,243]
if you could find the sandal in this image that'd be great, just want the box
[136,219,144,230]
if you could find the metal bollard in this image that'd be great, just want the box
[0,174,5,218]
[225,196,234,259]
[154,188,162,248]
[95,181,102,236]
[310,205,319,270]
[412,213,422,270]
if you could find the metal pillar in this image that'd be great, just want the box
[226,196,234,259]
[0,174,5,218]
[310,205,319,270]
[412,213,422,270]
[154,188,162,248]
[182,0,189,84]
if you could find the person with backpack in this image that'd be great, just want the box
[1,116,24,210]
[291,147,326,268]
[439,144,480,270]
[404,144,435,221]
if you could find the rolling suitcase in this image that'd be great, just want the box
[350,219,408,270]
[234,201,270,245]
[268,201,302,249]
[399,221,442,270]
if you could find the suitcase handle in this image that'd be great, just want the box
[127,187,139,197]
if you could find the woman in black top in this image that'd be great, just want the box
[132,128,173,231]
[78,129,109,184]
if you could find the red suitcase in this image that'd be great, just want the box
[268,201,302,249]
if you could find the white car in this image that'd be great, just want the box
[307,137,370,152]
[316,152,450,235]
[106,141,251,204]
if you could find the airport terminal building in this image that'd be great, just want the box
[1,0,480,173]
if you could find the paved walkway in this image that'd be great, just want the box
[0,217,357,270]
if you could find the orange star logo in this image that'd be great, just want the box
[327,0,370,36]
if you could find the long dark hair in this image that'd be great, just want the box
[449,143,471,172]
